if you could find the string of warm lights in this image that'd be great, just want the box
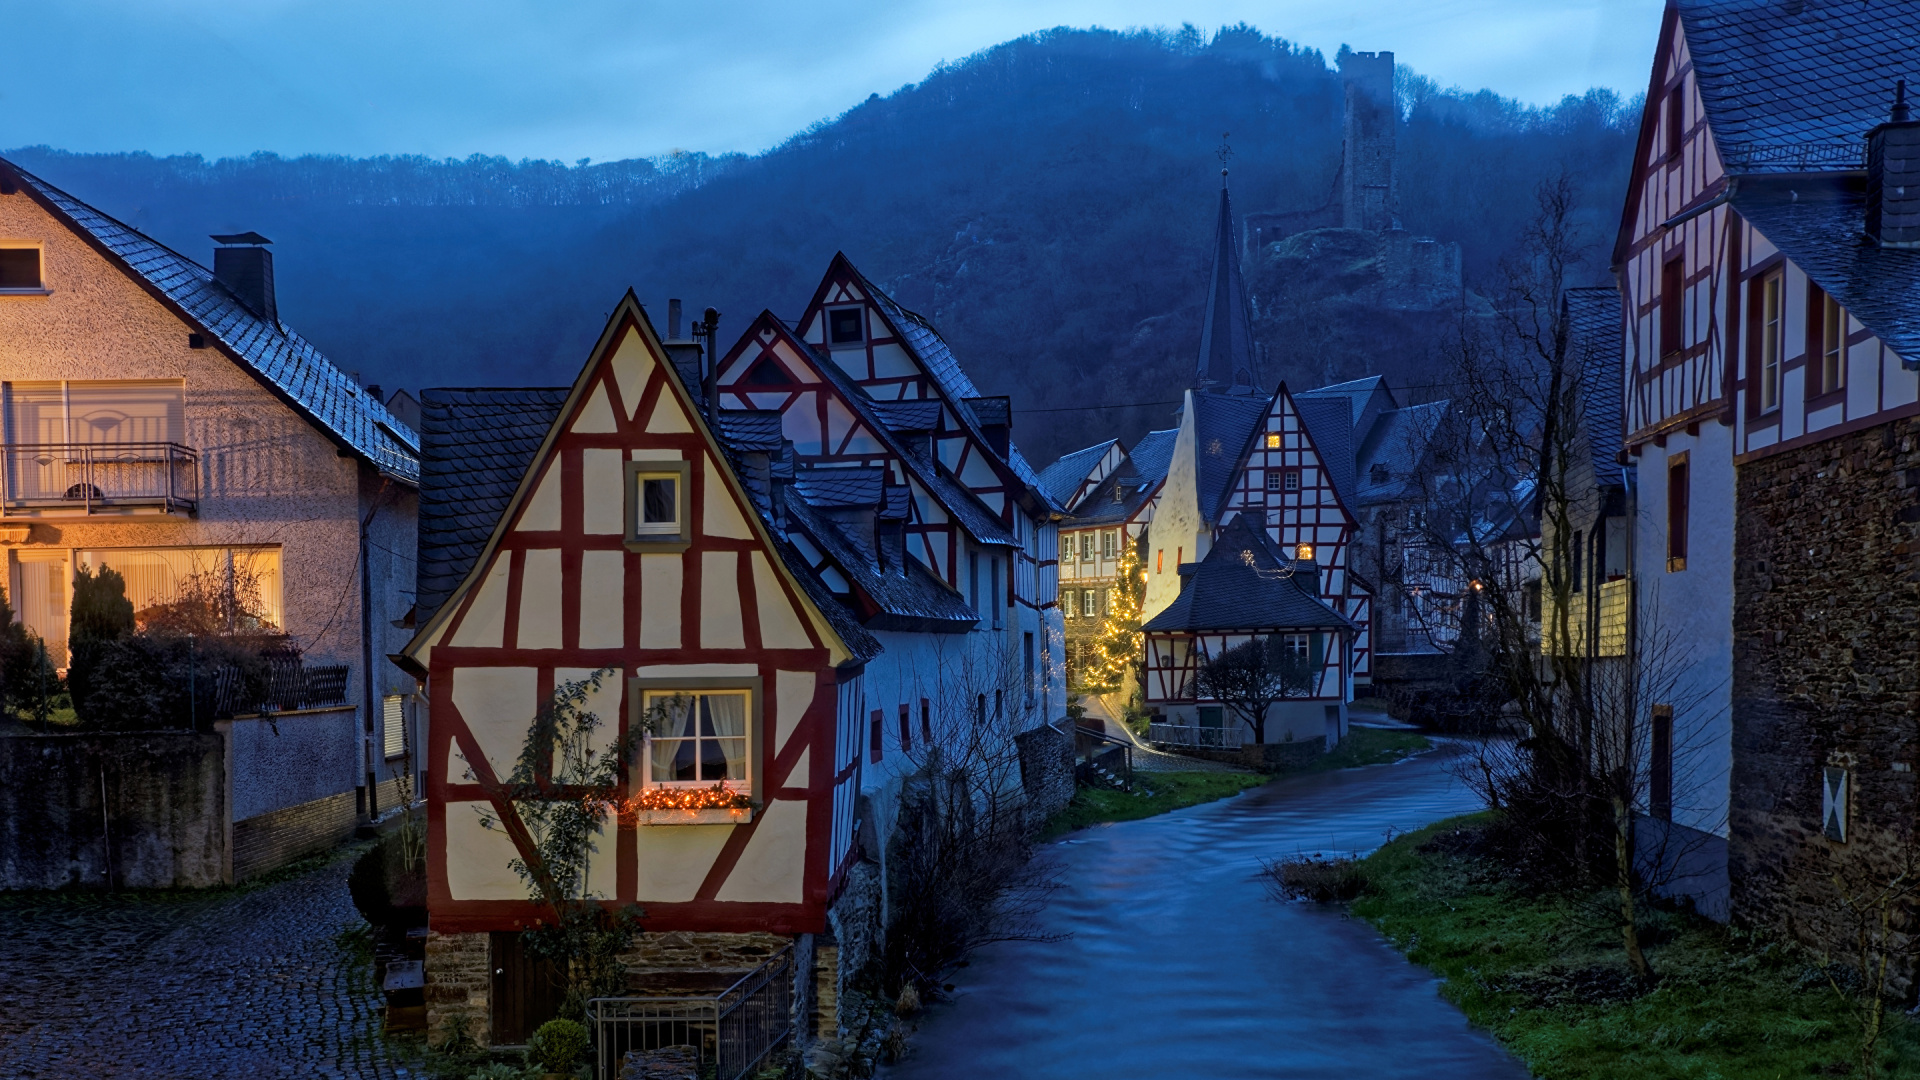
[1084,544,1146,690]
[626,782,752,812]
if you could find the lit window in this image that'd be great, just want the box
[645,690,750,786]
[0,247,43,291]
[1082,589,1097,618]
[1264,433,1280,449]
[1062,589,1075,618]
[829,308,864,344]
[625,461,690,547]
[1081,534,1094,561]
[78,546,284,633]
[1295,543,1314,561]
[1758,272,1783,413]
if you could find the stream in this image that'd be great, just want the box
[880,739,1531,1079]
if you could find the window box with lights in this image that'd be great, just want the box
[629,678,760,825]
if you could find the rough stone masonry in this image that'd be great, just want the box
[1730,414,1920,961]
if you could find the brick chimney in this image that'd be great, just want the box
[211,232,277,322]
[1866,80,1920,248]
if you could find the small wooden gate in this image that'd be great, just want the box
[489,932,566,1045]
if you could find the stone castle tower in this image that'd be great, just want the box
[1339,50,1397,232]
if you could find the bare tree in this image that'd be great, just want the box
[1193,636,1315,744]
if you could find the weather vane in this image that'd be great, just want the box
[1217,131,1234,179]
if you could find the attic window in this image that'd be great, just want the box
[1284,469,1302,492]
[0,247,43,291]
[1370,464,1390,485]
[829,308,864,345]
[624,460,693,551]
[1264,433,1280,449]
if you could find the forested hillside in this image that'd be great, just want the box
[5,25,1638,462]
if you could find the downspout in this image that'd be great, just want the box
[360,475,394,821]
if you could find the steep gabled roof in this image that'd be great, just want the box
[1294,396,1357,507]
[1191,391,1270,527]
[738,313,1017,547]
[1564,287,1630,484]
[819,255,1058,511]
[414,387,570,624]
[1679,0,1919,174]
[1038,439,1120,510]
[1143,513,1352,633]
[780,491,977,633]
[1127,428,1180,489]
[1732,179,1920,368]
[1355,401,1449,504]
[1297,374,1398,451]
[1,157,421,483]
[1196,183,1260,391]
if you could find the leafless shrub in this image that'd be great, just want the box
[1262,854,1368,903]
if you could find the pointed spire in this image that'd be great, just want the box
[1195,182,1260,392]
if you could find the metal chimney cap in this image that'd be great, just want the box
[210,231,272,246]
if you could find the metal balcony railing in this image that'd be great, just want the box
[588,945,794,1080]
[1149,722,1248,749]
[2,442,199,515]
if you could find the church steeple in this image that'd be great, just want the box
[1195,172,1260,392]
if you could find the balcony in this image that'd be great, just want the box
[2,442,199,516]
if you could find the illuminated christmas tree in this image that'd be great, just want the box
[1083,541,1145,691]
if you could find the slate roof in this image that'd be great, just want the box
[780,491,976,633]
[839,260,1057,509]
[1191,392,1270,527]
[870,400,942,433]
[718,410,784,452]
[1564,287,1630,484]
[1196,184,1261,391]
[1038,440,1119,510]
[1679,0,1920,174]
[1355,402,1449,504]
[414,387,569,623]
[1294,396,1357,507]
[795,466,885,509]
[1128,428,1179,488]
[1142,513,1353,633]
[2,158,421,483]
[1732,178,1920,367]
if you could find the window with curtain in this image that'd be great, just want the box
[77,547,283,631]
[383,695,408,760]
[12,551,69,666]
[646,690,750,786]
[4,381,184,446]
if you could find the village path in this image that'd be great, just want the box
[0,844,423,1080]
[880,739,1531,1080]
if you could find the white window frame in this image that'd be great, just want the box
[1284,469,1303,492]
[0,242,49,296]
[624,460,692,551]
[633,680,762,794]
[1759,271,1783,414]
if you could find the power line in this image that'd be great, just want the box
[1014,373,1558,416]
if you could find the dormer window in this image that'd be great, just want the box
[829,308,864,345]
[1370,463,1390,485]
[0,246,43,292]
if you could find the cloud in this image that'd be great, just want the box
[1,0,1661,160]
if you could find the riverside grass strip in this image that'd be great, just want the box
[1352,815,1920,1080]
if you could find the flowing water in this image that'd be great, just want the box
[881,740,1531,1079]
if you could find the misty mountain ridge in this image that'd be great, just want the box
[4,24,1638,463]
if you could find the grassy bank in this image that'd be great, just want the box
[1043,771,1270,838]
[1350,815,1920,1079]
[1043,728,1433,840]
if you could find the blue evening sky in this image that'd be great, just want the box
[1,0,1662,161]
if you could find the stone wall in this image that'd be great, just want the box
[1014,721,1074,827]
[423,930,490,1047]
[1729,414,1920,952]
[232,790,359,881]
[229,708,359,821]
[0,729,227,889]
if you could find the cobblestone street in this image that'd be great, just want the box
[0,845,427,1080]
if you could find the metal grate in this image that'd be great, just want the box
[588,944,794,1080]
[212,658,352,716]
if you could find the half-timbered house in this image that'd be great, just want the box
[1617,0,1920,935]
[1142,512,1354,751]
[1040,430,1176,690]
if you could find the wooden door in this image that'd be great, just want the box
[489,932,565,1046]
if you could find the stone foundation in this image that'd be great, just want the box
[1013,722,1074,826]
[423,930,490,1047]
[1730,414,1920,963]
